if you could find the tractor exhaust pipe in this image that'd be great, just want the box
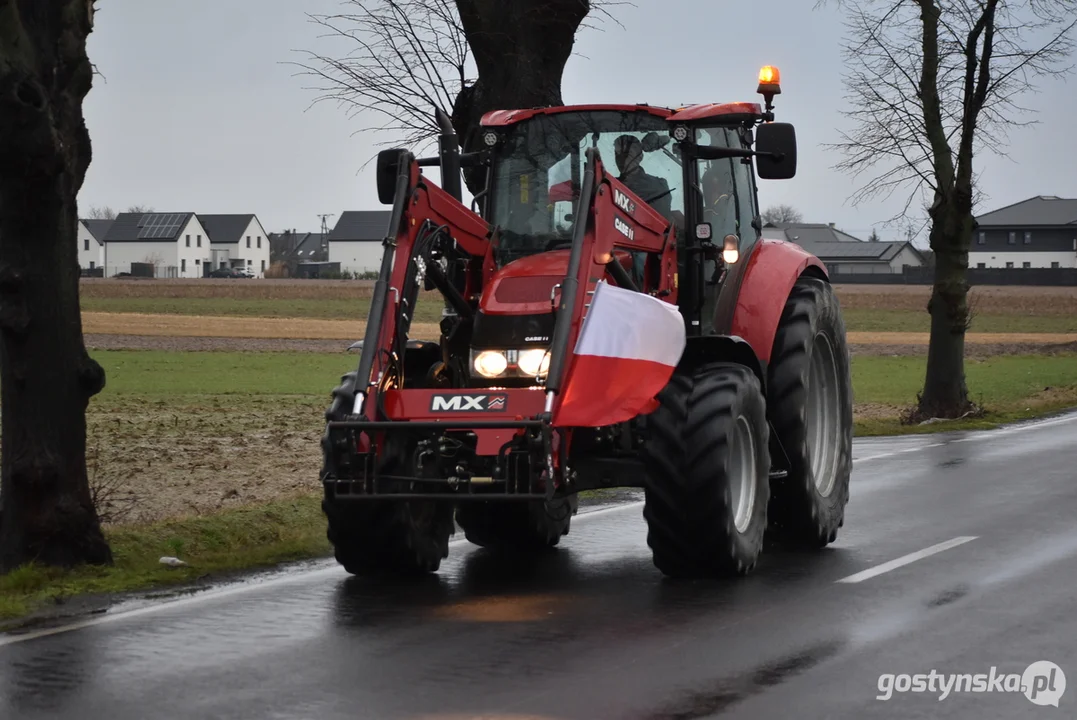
[436,107,462,202]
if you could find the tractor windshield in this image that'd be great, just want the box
[488,110,682,265]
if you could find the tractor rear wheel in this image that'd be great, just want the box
[640,363,770,578]
[766,276,853,548]
[455,495,578,552]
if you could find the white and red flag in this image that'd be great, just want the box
[554,281,686,427]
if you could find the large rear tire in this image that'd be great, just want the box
[766,276,853,548]
[640,363,770,578]
[455,495,578,552]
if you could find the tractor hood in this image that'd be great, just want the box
[478,248,634,316]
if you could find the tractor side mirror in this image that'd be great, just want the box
[755,123,797,180]
[376,148,408,205]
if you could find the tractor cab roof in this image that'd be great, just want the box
[479,102,763,128]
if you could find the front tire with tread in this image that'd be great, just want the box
[640,363,771,578]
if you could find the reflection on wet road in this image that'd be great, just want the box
[3,412,1077,719]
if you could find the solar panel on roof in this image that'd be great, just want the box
[137,213,184,240]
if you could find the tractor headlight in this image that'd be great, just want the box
[517,349,551,377]
[470,348,551,379]
[473,350,508,378]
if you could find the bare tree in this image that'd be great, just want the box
[821,0,1077,418]
[761,204,804,226]
[126,204,153,214]
[86,205,116,220]
[868,228,881,242]
[294,0,622,170]
[0,0,111,571]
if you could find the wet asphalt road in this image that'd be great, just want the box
[3,412,1077,719]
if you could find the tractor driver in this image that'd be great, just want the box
[614,135,673,219]
[614,134,677,286]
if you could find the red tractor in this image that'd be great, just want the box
[321,67,853,579]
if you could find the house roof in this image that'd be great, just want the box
[81,219,114,245]
[293,232,328,259]
[765,223,865,244]
[797,240,916,262]
[198,214,257,244]
[328,211,392,242]
[103,213,195,243]
[975,196,1077,227]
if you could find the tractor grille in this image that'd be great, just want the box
[494,275,561,304]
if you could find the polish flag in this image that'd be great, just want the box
[554,281,686,428]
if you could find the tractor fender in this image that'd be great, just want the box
[730,239,828,365]
[679,335,767,394]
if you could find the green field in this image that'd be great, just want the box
[81,296,1077,334]
[82,296,446,324]
[841,308,1077,334]
[90,348,1077,406]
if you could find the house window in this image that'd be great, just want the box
[196,259,201,265]
[84,238,90,251]
[197,235,202,247]
[1022,262,1031,269]
[1052,262,1061,269]
[247,236,251,248]
[977,263,986,269]
[1005,261,1014,268]
[247,259,252,266]
[89,261,95,270]
[181,259,187,272]
[978,232,986,245]
[186,234,191,247]
[261,260,266,272]
[1008,231,1016,244]
[1024,231,1032,244]
[257,236,262,249]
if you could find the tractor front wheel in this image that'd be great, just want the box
[766,276,853,548]
[640,363,770,578]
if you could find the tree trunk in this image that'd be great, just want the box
[0,0,111,571]
[452,0,589,189]
[917,201,974,419]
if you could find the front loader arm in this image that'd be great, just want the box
[352,151,493,420]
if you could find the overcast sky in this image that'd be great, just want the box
[80,0,1077,245]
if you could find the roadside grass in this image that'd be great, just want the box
[1,349,1073,623]
[851,354,1077,435]
[0,495,328,624]
[83,296,1077,334]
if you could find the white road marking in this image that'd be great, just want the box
[836,536,978,584]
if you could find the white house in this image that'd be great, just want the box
[77,218,111,272]
[970,196,1077,269]
[102,212,210,278]
[328,211,392,275]
[198,214,272,277]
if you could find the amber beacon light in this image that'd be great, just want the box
[757,66,782,95]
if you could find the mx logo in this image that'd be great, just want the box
[430,394,509,413]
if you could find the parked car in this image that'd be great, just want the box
[208,267,247,278]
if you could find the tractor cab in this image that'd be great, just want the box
[475,66,797,333]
